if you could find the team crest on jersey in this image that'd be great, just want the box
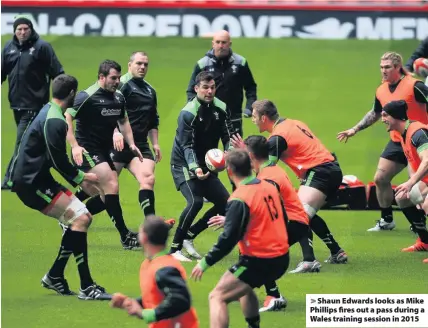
[29,47,35,55]
[214,112,219,120]
[231,65,237,73]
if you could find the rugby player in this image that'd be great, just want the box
[192,149,289,328]
[10,74,111,300]
[65,60,143,250]
[381,100,428,263]
[110,216,199,327]
[235,99,348,264]
[338,52,428,232]
[170,71,234,261]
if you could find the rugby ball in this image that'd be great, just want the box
[205,148,226,172]
[413,58,428,78]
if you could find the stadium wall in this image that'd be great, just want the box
[1,0,428,40]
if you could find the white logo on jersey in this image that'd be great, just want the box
[231,65,237,73]
[29,47,35,55]
[214,112,219,120]
[101,108,122,116]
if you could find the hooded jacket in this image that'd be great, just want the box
[186,49,257,119]
[1,28,64,111]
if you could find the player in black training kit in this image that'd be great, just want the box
[10,74,111,300]
[170,71,234,262]
[78,52,175,227]
[65,60,143,250]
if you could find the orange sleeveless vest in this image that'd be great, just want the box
[399,121,428,184]
[231,179,289,258]
[258,163,308,225]
[376,75,427,142]
[139,254,199,328]
[269,119,334,179]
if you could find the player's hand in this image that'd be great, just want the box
[83,173,99,183]
[191,263,204,281]
[395,180,414,199]
[113,132,124,151]
[230,134,246,149]
[72,145,87,166]
[337,128,357,143]
[123,298,143,318]
[153,144,162,163]
[208,215,226,231]
[129,144,144,162]
[195,168,210,180]
[110,293,128,309]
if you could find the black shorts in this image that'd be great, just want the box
[288,220,310,246]
[13,177,69,213]
[230,118,243,137]
[301,161,343,200]
[229,253,289,289]
[380,140,408,165]
[111,142,155,165]
[71,146,116,172]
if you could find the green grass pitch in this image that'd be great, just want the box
[1,36,426,328]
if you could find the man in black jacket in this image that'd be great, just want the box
[186,30,257,137]
[170,71,234,261]
[1,15,64,190]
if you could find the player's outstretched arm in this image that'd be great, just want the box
[198,199,250,271]
[338,96,382,142]
[337,110,381,142]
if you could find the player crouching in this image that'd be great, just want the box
[382,100,428,263]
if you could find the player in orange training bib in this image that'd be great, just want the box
[381,100,428,264]
[338,51,428,232]
[242,99,347,265]
[110,216,199,327]
[191,149,289,328]
[245,135,321,312]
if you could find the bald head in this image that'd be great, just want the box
[212,30,231,58]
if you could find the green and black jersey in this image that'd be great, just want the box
[11,101,84,187]
[170,97,234,171]
[66,82,127,150]
[118,73,158,143]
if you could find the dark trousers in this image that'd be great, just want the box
[3,110,37,186]
[170,176,229,251]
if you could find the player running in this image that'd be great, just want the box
[65,60,143,250]
[381,100,428,263]
[169,71,234,261]
[191,149,289,328]
[10,74,111,300]
[233,99,348,264]
[337,52,428,232]
[75,52,175,227]
[110,216,199,327]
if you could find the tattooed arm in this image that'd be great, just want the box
[337,96,381,142]
[352,109,382,132]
